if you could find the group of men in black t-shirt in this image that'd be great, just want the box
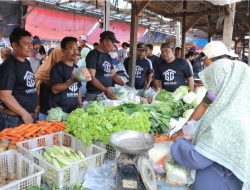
[0,27,194,130]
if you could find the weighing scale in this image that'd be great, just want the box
[110,131,157,190]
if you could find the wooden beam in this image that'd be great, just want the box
[248,30,250,66]
[181,0,187,58]
[184,16,203,33]
[163,9,220,18]
[223,3,236,50]
[161,7,247,18]
[136,0,151,15]
[128,1,139,88]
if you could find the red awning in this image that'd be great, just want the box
[25,7,97,40]
[25,7,146,45]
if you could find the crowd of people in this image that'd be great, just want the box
[1,27,247,127]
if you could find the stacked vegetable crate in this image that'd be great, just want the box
[0,150,44,190]
[17,132,106,189]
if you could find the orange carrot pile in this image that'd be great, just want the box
[155,133,172,143]
[0,121,65,145]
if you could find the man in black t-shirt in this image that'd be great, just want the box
[0,28,38,129]
[146,44,159,72]
[154,44,194,92]
[86,31,125,101]
[50,37,82,113]
[124,43,153,90]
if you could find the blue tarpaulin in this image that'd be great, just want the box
[186,37,208,48]
[139,31,174,43]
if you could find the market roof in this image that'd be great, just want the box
[15,0,250,39]
[132,0,249,38]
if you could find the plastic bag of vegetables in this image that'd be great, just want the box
[72,66,92,82]
[165,158,188,185]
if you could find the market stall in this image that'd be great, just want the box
[0,84,206,190]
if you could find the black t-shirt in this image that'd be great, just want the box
[154,58,193,92]
[135,58,153,89]
[50,61,81,113]
[86,49,114,94]
[147,55,159,72]
[0,55,38,113]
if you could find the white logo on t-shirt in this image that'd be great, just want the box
[69,83,78,92]
[135,66,144,76]
[163,69,176,81]
[103,61,111,73]
[24,71,35,88]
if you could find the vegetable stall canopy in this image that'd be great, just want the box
[25,7,97,41]
[25,6,146,44]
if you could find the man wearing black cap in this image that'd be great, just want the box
[124,43,153,90]
[154,43,194,92]
[86,31,125,101]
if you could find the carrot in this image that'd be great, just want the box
[18,123,34,133]
[24,127,41,138]
[6,133,22,138]
[43,128,53,134]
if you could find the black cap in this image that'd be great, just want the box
[137,43,147,51]
[100,31,120,44]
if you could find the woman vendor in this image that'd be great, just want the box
[171,41,250,190]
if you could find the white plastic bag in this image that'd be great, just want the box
[165,159,188,185]
[83,160,115,190]
[182,120,200,137]
[72,66,92,82]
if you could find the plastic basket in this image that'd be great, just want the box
[95,142,120,160]
[0,150,44,190]
[17,132,106,189]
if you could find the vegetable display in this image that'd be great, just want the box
[66,102,151,145]
[0,121,65,146]
[40,145,85,169]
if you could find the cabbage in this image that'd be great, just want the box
[193,86,207,106]
[155,89,173,102]
[46,107,68,122]
[172,86,189,101]
[182,92,197,104]
[182,109,195,119]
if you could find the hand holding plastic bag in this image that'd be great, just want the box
[182,120,200,140]
[72,66,92,82]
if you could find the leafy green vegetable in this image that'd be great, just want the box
[182,109,195,119]
[172,86,189,101]
[46,107,68,122]
[66,102,150,145]
[155,89,173,102]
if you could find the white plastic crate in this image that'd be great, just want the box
[0,150,44,190]
[94,142,120,160]
[17,132,106,189]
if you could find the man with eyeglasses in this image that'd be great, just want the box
[86,31,125,101]
[154,43,194,92]
[124,43,153,90]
